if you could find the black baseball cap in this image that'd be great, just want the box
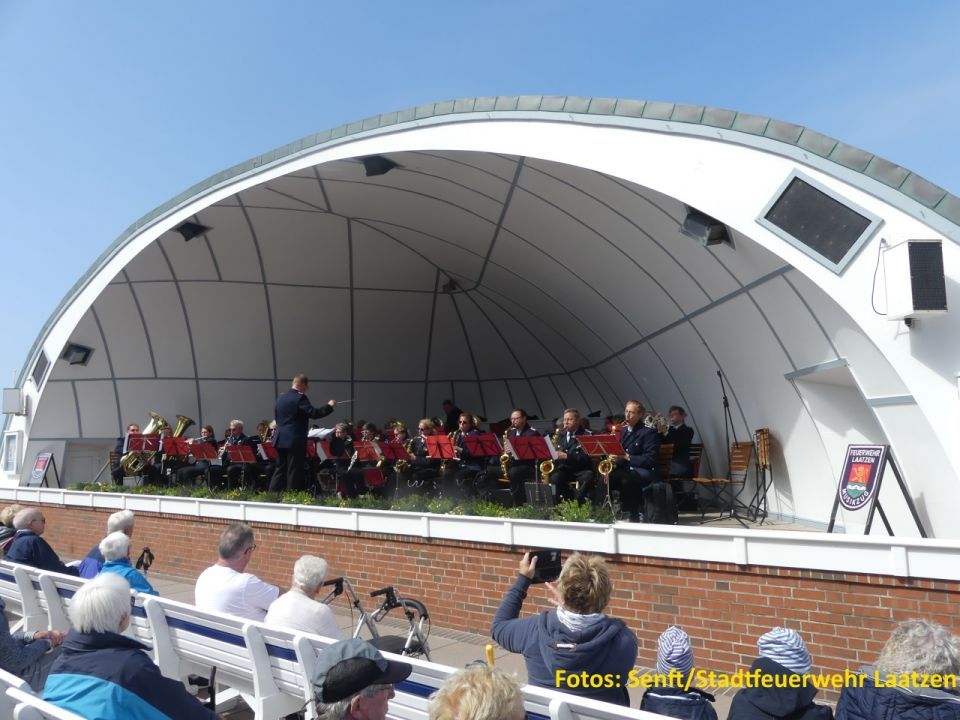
[311,639,412,704]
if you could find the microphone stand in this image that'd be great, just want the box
[704,370,750,528]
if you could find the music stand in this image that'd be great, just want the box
[352,441,381,464]
[462,433,501,459]
[425,435,457,464]
[188,442,219,488]
[160,437,189,482]
[124,433,160,486]
[258,440,278,462]
[577,434,624,516]
[224,445,257,490]
[379,442,413,497]
[748,428,772,523]
[512,436,557,507]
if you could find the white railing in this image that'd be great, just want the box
[3,487,960,581]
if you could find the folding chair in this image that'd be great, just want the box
[693,440,753,520]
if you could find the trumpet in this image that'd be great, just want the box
[346,450,359,473]
[394,438,414,475]
[539,428,560,483]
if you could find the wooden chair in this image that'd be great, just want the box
[692,441,753,518]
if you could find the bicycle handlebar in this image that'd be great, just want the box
[370,586,395,598]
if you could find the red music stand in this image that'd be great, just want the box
[352,441,381,464]
[225,445,257,464]
[462,433,501,458]
[258,440,278,462]
[125,433,160,454]
[189,442,219,461]
[425,435,457,462]
[161,438,190,457]
[578,434,624,513]
[511,436,556,463]
[378,442,412,462]
[308,441,320,459]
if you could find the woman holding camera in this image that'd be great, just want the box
[491,552,637,706]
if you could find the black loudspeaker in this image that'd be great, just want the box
[61,343,93,366]
[361,155,399,177]
[680,208,730,247]
[908,241,947,312]
[884,240,947,320]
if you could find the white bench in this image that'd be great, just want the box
[5,687,85,720]
[0,561,30,632]
[0,667,31,719]
[9,565,49,634]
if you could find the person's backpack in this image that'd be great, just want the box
[644,481,678,524]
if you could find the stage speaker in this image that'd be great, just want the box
[883,240,947,320]
[361,155,398,177]
[680,208,730,247]
[61,342,94,366]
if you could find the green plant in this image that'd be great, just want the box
[503,504,550,520]
[280,490,317,506]
[390,495,429,512]
[551,499,597,523]
[462,499,507,518]
[426,497,455,515]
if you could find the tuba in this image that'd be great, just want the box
[120,411,169,476]
[539,428,560,483]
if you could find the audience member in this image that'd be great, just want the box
[265,554,344,639]
[195,523,279,621]
[728,627,833,720]
[429,663,525,720]
[640,625,718,720]
[491,552,637,706]
[311,638,412,720]
[78,509,135,579]
[43,574,217,718]
[0,596,64,691]
[98,531,157,596]
[0,503,23,553]
[4,508,79,576]
[834,619,960,719]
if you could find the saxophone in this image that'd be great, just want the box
[539,428,560,483]
[499,430,511,481]
[394,438,413,475]
[440,431,457,473]
[597,423,621,477]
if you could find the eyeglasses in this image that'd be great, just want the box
[245,544,258,553]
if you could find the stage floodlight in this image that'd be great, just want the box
[680,208,730,247]
[174,221,212,242]
[362,155,399,177]
[61,343,93,366]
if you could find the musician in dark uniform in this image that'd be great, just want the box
[268,374,336,492]
[111,422,161,485]
[221,420,261,489]
[442,414,487,500]
[663,406,694,477]
[176,425,218,485]
[441,400,462,434]
[549,409,595,503]
[609,400,661,522]
[505,408,539,507]
[408,419,441,495]
[330,422,365,498]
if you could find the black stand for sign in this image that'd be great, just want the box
[827,447,926,537]
[27,453,60,488]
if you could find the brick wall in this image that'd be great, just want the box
[38,503,960,700]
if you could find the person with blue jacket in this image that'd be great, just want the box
[43,573,216,719]
[4,508,79,576]
[97,531,157,596]
[492,552,637,706]
[834,619,960,720]
[78,509,136,579]
[641,625,718,719]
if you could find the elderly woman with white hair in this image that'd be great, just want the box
[834,619,960,719]
[265,554,344,639]
[98,530,157,596]
[78,509,135,579]
[43,574,216,719]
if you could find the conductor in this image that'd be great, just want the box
[269,374,336,492]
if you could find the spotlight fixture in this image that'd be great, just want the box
[361,155,399,177]
[680,207,730,247]
[441,278,460,294]
[174,221,212,243]
[61,343,94,366]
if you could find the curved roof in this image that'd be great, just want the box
[12,96,960,537]
[19,95,960,386]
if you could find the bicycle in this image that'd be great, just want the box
[321,576,431,661]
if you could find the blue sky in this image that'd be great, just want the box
[1,1,958,385]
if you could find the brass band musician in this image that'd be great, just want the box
[111,422,161,485]
[503,408,539,506]
[408,418,441,494]
[550,408,595,503]
[176,425,218,485]
[609,401,661,522]
[441,414,487,499]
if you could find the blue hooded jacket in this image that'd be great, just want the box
[44,629,217,720]
[492,574,637,706]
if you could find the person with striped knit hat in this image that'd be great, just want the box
[729,627,833,720]
[640,625,718,719]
